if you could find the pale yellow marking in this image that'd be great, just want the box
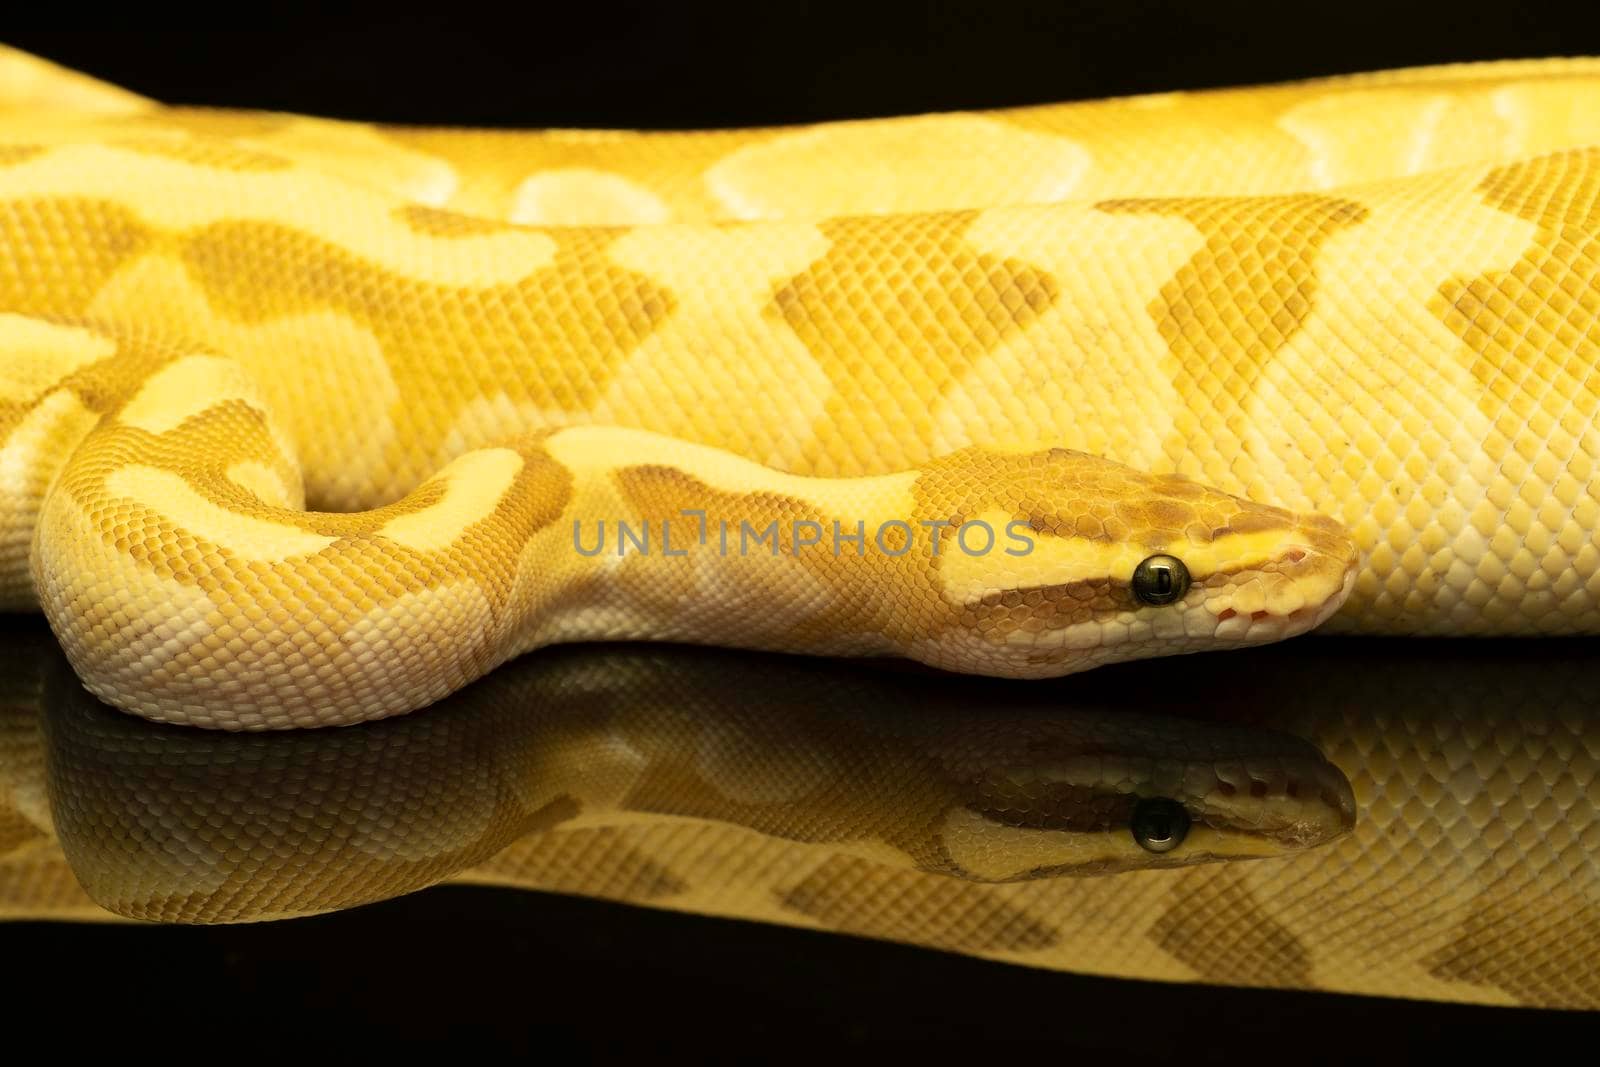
[935,507,1292,607]
[505,723,651,813]
[705,114,1092,218]
[1237,172,1539,617]
[1179,824,1297,860]
[117,355,257,434]
[596,223,836,468]
[512,469,891,659]
[0,314,116,401]
[352,762,498,864]
[339,580,496,666]
[105,465,336,561]
[0,390,97,608]
[433,393,589,472]
[0,143,557,286]
[1279,90,1455,188]
[0,44,153,115]
[690,718,851,806]
[35,489,218,698]
[251,117,461,207]
[510,169,671,226]
[1275,83,1590,189]
[543,425,918,527]
[1489,79,1600,159]
[225,460,299,509]
[939,204,1206,467]
[87,258,395,507]
[1122,90,1185,110]
[938,807,1117,880]
[377,447,523,552]
[942,802,1295,881]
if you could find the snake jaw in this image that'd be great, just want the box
[918,503,1359,679]
[1195,529,1361,646]
[910,448,1362,679]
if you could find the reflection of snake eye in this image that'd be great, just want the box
[1131,798,1190,853]
[1132,554,1190,605]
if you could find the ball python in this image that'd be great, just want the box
[1,48,1598,730]
[0,44,1598,1007]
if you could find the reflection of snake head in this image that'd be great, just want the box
[923,707,1357,880]
[915,448,1360,678]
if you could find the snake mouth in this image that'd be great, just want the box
[1204,548,1358,641]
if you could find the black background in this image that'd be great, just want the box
[8,2,1600,1057]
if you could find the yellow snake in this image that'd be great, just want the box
[0,48,1377,729]
[3,48,1598,728]
[0,45,1598,1006]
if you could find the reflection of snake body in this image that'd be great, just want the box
[1,622,1597,1008]
[2,50,1600,727]
[27,630,1355,919]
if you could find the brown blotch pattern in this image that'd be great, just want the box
[134,106,298,140]
[769,211,1060,473]
[377,124,783,221]
[110,137,293,172]
[608,463,938,648]
[66,415,573,599]
[1096,194,1369,483]
[1424,881,1600,1010]
[777,855,1061,953]
[476,826,689,901]
[0,198,153,314]
[1434,148,1600,470]
[1151,867,1314,988]
[177,220,675,473]
[393,203,522,238]
[0,144,47,168]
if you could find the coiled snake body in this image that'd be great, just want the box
[2,48,1598,728]
[0,46,1598,1006]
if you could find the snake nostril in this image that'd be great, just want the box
[1283,548,1307,564]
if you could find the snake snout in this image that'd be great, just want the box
[1199,512,1359,643]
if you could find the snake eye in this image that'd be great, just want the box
[1131,797,1190,853]
[1131,554,1190,605]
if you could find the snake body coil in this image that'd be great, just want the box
[0,52,1595,727]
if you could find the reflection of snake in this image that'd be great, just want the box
[2,622,1598,1008]
[4,50,1600,727]
[23,626,1353,918]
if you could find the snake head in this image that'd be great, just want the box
[911,447,1359,677]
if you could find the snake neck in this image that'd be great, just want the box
[520,426,960,663]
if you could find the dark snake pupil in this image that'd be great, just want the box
[1132,555,1191,606]
[1131,798,1190,853]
